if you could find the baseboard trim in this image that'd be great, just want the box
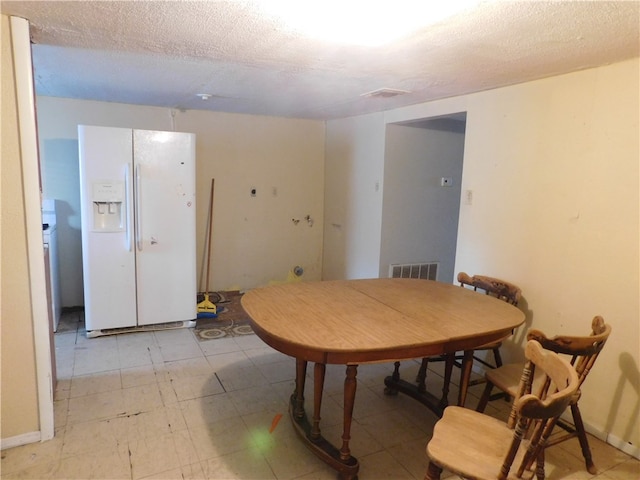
[606,432,640,460]
[1,431,41,450]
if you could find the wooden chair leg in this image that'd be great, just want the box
[535,447,546,480]
[476,380,493,412]
[571,403,597,474]
[424,461,442,480]
[438,354,455,409]
[492,346,503,368]
[457,350,474,407]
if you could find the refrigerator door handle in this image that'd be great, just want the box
[135,163,143,251]
[124,165,132,251]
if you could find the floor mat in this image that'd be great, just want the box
[194,291,254,340]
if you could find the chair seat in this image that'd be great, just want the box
[486,363,581,405]
[426,406,534,480]
[477,318,611,476]
[485,363,539,394]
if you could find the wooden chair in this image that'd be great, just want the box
[425,339,580,480]
[415,272,522,408]
[476,316,611,475]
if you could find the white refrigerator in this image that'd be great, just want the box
[79,125,197,337]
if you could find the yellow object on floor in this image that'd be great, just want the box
[197,293,217,315]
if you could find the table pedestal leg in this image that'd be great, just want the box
[294,359,307,419]
[384,361,445,417]
[383,361,401,395]
[311,363,325,440]
[340,365,358,461]
[288,360,359,480]
[416,358,428,393]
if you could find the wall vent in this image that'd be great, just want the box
[389,262,439,280]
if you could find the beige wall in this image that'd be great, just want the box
[323,112,386,280]
[455,58,639,452]
[325,58,639,455]
[36,98,325,300]
[178,110,325,290]
[1,14,41,442]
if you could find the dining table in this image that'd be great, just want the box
[241,278,525,480]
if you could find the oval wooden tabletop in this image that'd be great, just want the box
[241,278,525,364]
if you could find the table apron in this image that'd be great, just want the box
[251,323,513,365]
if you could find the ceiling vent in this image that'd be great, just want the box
[361,88,411,98]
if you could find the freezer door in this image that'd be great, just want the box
[133,130,197,325]
[79,125,137,331]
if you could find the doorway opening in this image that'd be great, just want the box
[380,112,467,283]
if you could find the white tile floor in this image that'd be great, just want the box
[1,310,638,479]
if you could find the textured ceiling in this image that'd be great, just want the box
[2,1,639,120]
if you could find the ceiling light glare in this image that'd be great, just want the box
[258,0,481,46]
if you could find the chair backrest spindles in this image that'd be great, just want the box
[527,315,611,394]
[457,272,522,306]
[517,316,611,475]
[502,340,579,479]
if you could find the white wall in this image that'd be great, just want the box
[380,124,464,282]
[323,112,386,280]
[36,97,325,300]
[324,58,640,456]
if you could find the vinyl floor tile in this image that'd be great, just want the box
[3,312,638,480]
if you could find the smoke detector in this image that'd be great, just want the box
[361,88,411,98]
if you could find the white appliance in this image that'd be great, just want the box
[42,199,62,332]
[78,125,197,337]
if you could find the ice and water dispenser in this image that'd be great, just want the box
[91,181,125,231]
